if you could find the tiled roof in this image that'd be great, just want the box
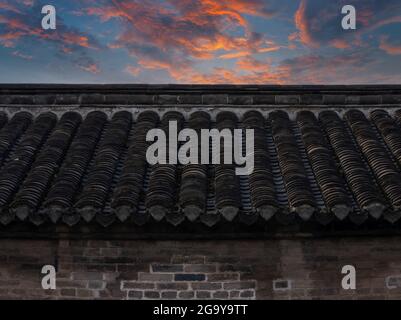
[1,100,401,230]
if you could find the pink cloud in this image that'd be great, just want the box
[380,36,401,55]
[125,65,141,76]
[83,0,278,75]
[294,0,318,48]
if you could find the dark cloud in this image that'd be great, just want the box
[294,0,401,48]
[0,0,102,73]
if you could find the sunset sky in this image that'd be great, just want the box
[0,0,400,84]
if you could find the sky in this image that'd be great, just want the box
[0,0,400,84]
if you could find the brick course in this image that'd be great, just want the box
[0,238,400,299]
[2,85,401,108]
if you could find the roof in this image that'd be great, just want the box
[1,85,401,239]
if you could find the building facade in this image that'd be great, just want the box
[0,85,401,300]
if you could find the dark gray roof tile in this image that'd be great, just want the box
[0,105,401,230]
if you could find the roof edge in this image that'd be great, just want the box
[1,221,400,240]
[1,83,401,93]
[1,84,401,107]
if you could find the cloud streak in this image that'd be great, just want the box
[0,0,101,74]
[81,0,279,80]
[380,36,401,55]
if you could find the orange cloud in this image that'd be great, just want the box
[62,33,93,49]
[85,6,131,22]
[330,39,350,49]
[0,11,99,51]
[236,56,269,73]
[0,31,25,47]
[219,51,250,59]
[294,0,318,48]
[135,54,285,84]
[183,66,286,84]
[380,37,401,55]
[125,65,141,76]
[288,32,298,42]
[85,0,276,71]
[136,57,193,81]
[219,45,280,59]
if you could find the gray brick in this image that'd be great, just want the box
[273,279,291,291]
[323,95,346,104]
[175,274,205,281]
[202,94,228,105]
[152,264,184,273]
[0,280,20,287]
[60,288,76,297]
[240,290,255,298]
[161,291,178,299]
[128,290,143,299]
[207,256,238,264]
[55,94,80,105]
[223,281,256,290]
[157,282,189,290]
[157,95,179,104]
[178,95,202,104]
[103,257,136,264]
[213,291,229,299]
[178,291,195,299]
[56,280,87,289]
[80,94,105,104]
[345,95,360,104]
[191,282,222,290]
[230,290,240,298]
[122,281,155,290]
[138,273,174,282]
[88,280,106,290]
[219,264,252,273]
[196,291,211,299]
[382,94,401,104]
[77,289,95,298]
[5,95,35,104]
[253,95,275,105]
[184,264,216,273]
[207,273,239,282]
[228,95,253,105]
[171,255,205,264]
[386,275,401,289]
[144,291,161,299]
[275,95,300,105]
[108,94,154,105]
[34,95,56,105]
[108,94,156,105]
[100,248,121,257]
[300,94,323,105]
[72,272,103,281]
[360,95,382,104]
[103,273,118,282]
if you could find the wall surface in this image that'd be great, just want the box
[0,237,401,300]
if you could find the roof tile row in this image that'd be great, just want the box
[0,109,401,227]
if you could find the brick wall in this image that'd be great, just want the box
[0,237,401,300]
